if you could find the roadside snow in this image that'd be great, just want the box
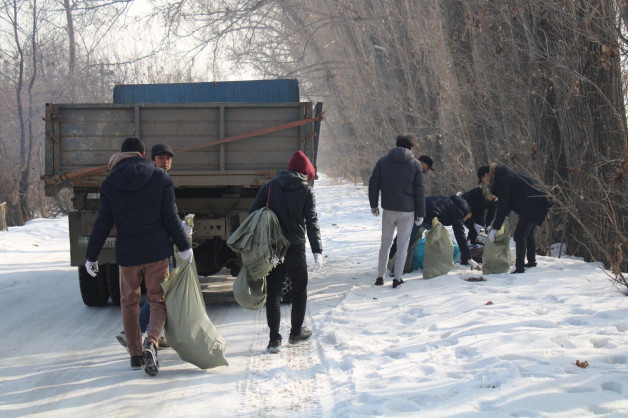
[0,174,627,417]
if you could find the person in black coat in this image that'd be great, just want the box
[487,163,552,273]
[368,134,426,288]
[250,151,322,354]
[85,137,191,375]
[462,166,497,244]
[422,195,479,269]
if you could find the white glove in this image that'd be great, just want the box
[468,259,480,270]
[181,220,193,237]
[488,229,497,243]
[371,207,380,216]
[179,248,193,264]
[474,224,483,234]
[85,260,99,277]
[313,253,323,271]
[415,216,423,227]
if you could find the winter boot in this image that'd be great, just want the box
[130,355,145,370]
[392,278,404,288]
[267,339,281,354]
[374,277,384,286]
[524,262,537,268]
[289,327,313,344]
[142,341,159,376]
[116,331,128,352]
[512,267,525,274]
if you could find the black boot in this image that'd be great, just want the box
[142,341,159,376]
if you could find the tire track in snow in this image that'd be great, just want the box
[237,305,330,416]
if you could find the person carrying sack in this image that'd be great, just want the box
[486,164,552,273]
[249,151,323,354]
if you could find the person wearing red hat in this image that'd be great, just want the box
[250,150,323,353]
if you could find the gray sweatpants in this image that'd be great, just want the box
[377,210,414,280]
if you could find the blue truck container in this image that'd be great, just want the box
[113,79,300,104]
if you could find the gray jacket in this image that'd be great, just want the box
[368,147,426,217]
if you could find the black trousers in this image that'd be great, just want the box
[513,218,537,269]
[265,244,308,341]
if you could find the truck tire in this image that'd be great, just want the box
[107,264,121,306]
[78,266,110,306]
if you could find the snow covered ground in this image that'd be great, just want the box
[1,174,627,417]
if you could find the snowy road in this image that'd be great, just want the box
[2,175,628,417]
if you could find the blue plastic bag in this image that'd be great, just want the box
[411,237,461,270]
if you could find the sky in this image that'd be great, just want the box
[0,174,627,417]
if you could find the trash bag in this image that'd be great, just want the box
[411,238,427,270]
[162,239,228,369]
[482,218,512,274]
[423,218,454,279]
[453,241,461,264]
[227,207,289,281]
[402,224,424,273]
[232,266,266,310]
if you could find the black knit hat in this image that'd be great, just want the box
[151,143,174,159]
[418,155,435,171]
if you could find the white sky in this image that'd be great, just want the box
[0,173,627,416]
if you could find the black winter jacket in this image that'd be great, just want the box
[250,170,322,254]
[424,195,471,263]
[490,165,551,230]
[462,186,497,229]
[86,156,190,266]
[368,147,426,217]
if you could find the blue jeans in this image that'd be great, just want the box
[139,257,173,333]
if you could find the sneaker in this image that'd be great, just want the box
[130,355,145,370]
[289,327,313,344]
[512,268,525,274]
[267,339,281,354]
[116,331,128,352]
[157,336,170,349]
[374,277,384,286]
[142,341,159,376]
[524,262,537,268]
[392,278,404,288]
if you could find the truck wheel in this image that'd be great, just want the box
[107,264,121,306]
[78,266,110,306]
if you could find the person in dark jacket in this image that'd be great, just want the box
[369,134,426,288]
[462,166,497,244]
[250,150,323,354]
[421,195,479,269]
[115,143,188,351]
[85,137,191,376]
[487,163,552,273]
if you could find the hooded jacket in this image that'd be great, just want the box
[250,170,322,254]
[424,195,471,263]
[489,164,552,230]
[86,154,190,266]
[368,147,426,217]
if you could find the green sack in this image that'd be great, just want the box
[423,218,454,279]
[482,218,512,274]
[161,246,228,369]
[233,266,266,310]
[227,207,289,281]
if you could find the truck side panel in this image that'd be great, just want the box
[44,102,317,194]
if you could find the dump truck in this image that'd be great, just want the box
[42,79,323,306]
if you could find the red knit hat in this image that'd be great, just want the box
[287,151,316,181]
